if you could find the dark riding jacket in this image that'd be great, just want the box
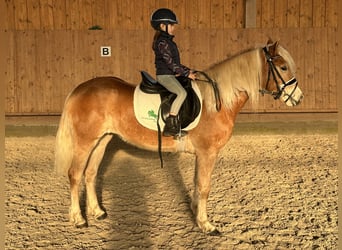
[153,31,190,77]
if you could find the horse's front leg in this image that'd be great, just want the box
[192,151,220,235]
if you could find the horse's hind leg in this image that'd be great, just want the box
[85,134,113,221]
[68,147,91,228]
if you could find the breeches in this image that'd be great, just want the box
[156,75,187,115]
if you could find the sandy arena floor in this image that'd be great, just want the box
[5,132,338,249]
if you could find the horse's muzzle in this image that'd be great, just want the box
[282,83,304,106]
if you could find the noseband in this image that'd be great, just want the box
[260,47,298,102]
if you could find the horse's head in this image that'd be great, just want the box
[260,40,304,106]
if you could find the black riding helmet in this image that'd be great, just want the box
[150,8,178,30]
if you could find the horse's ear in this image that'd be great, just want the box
[268,40,279,56]
[267,38,274,45]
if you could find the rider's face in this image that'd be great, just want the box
[160,23,176,35]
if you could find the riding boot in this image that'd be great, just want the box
[163,115,187,138]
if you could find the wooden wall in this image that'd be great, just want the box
[2,0,338,114]
[2,0,338,30]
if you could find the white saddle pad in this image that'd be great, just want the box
[133,81,202,131]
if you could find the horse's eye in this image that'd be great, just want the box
[280,65,288,71]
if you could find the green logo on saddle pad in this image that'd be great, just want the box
[148,110,158,121]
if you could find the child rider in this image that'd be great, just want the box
[150,8,196,137]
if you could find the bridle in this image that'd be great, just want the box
[260,47,298,102]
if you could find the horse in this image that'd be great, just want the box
[55,40,303,235]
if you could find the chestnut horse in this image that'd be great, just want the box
[55,40,303,235]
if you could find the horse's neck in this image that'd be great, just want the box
[205,48,262,111]
[210,48,262,80]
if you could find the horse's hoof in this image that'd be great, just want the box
[75,221,88,229]
[208,229,221,236]
[95,212,107,221]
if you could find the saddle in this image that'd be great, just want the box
[139,71,201,129]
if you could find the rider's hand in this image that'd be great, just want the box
[188,72,196,80]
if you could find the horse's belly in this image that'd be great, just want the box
[120,132,194,154]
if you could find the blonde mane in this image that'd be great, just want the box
[196,44,297,113]
[197,48,263,112]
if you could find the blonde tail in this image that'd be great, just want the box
[54,108,73,176]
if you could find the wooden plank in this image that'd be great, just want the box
[313,0,326,27]
[91,0,106,29]
[261,0,274,28]
[287,0,300,28]
[4,31,16,112]
[327,27,337,109]
[313,28,323,109]
[111,31,124,78]
[26,0,41,29]
[0,0,10,29]
[325,0,337,27]
[40,0,54,30]
[107,0,119,29]
[118,30,129,80]
[53,0,67,29]
[14,0,28,30]
[236,0,245,28]
[143,0,157,29]
[171,0,186,29]
[304,28,315,110]
[78,0,93,29]
[319,28,330,110]
[210,0,224,28]
[274,0,287,28]
[119,0,132,30]
[174,29,190,69]
[131,0,144,30]
[126,31,145,83]
[15,31,35,112]
[187,29,209,69]
[224,0,236,28]
[185,0,199,28]
[106,0,118,29]
[48,31,64,111]
[255,0,262,28]
[207,29,223,66]
[35,31,51,112]
[198,0,211,28]
[66,0,80,29]
[299,0,313,27]
[76,31,97,81]
[154,0,169,10]
[12,31,22,111]
[53,31,74,109]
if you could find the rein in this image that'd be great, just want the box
[260,47,298,102]
[194,71,222,111]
